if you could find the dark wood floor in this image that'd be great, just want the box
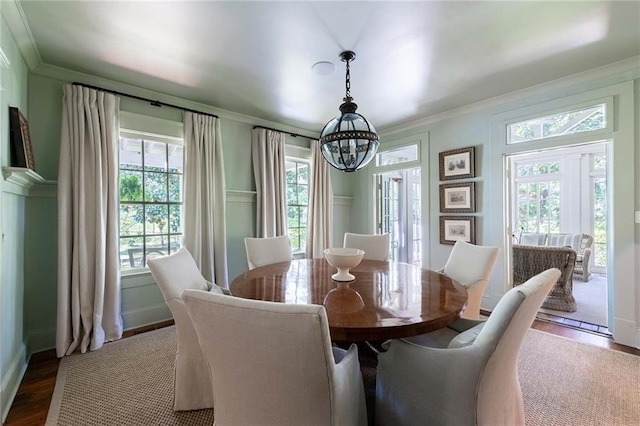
[5,319,639,426]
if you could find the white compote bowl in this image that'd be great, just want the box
[323,247,365,282]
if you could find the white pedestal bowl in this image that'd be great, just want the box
[324,248,365,282]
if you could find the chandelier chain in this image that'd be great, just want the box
[345,58,351,98]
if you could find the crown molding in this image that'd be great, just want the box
[1,0,41,70]
[380,56,640,138]
[32,63,321,137]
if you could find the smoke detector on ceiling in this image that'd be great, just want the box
[311,61,336,75]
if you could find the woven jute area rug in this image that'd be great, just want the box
[46,326,639,426]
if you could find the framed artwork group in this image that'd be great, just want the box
[438,146,477,245]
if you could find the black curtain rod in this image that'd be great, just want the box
[253,125,317,140]
[71,82,219,119]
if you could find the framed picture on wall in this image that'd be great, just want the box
[439,182,476,213]
[439,146,475,180]
[8,107,36,170]
[440,216,476,245]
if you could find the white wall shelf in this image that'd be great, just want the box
[2,167,48,196]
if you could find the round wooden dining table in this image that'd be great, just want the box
[229,258,468,342]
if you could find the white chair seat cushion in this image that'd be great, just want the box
[401,327,459,348]
[447,323,486,349]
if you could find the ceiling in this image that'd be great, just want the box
[15,1,640,133]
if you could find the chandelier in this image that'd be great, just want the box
[320,51,379,172]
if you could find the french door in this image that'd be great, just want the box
[376,168,421,265]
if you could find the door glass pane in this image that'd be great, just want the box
[593,177,607,267]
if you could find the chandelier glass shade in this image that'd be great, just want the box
[320,51,379,172]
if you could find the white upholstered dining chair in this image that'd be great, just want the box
[376,268,560,426]
[183,290,368,426]
[438,240,500,320]
[146,247,229,411]
[343,232,391,261]
[244,235,293,270]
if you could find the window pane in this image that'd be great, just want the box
[289,229,300,251]
[120,138,142,169]
[145,172,168,202]
[120,171,143,201]
[169,236,182,253]
[297,184,308,205]
[168,145,184,173]
[297,164,308,184]
[593,178,607,267]
[169,205,182,234]
[168,174,182,202]
[287,206,299,228]
[144,140,167,172]
[120,204,144,236]
[120,236,144,270]
[376,145,418,166]
[285,161,297,184]
[593,154,606,170]
[508,104,605,144]
[299,206,307,227]
[145,205,169,235]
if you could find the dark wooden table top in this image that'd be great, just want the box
[229,258,468,341]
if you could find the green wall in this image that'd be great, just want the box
[350,72,639,346]
[0,13,30,422]
[22,68,355,352]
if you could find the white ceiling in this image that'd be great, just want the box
[15,1,640,133]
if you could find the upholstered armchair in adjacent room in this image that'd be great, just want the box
[376,268,560,426]
[183,290,368,426]
[437,240,500,320]
[244,235,294,270]
[343,232,391,261]
[559,233,593,282]
[146,248,229,411]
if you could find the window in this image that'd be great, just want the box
[376,144,419,166]
[119,137,184,271]
[285,160,308,253]
[591,153,607,268]
[508,104,606,144]
[514,161,561,234]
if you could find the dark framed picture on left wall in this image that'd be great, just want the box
[9,107,36,170]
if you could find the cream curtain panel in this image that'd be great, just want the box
[251,129,287,237]
[57,85,123,357]
[183,112,228,287]
[306,140,334,257]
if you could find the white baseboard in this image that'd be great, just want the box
[612,317,638,348]
[122,303,171,331]
[1,343,28,423]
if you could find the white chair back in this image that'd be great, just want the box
[343,232,390,261]
[146,248,216,411]
[183,290,367,426]
[376,268,559,426]
[440,240,499,319]
[244,235,293,270]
